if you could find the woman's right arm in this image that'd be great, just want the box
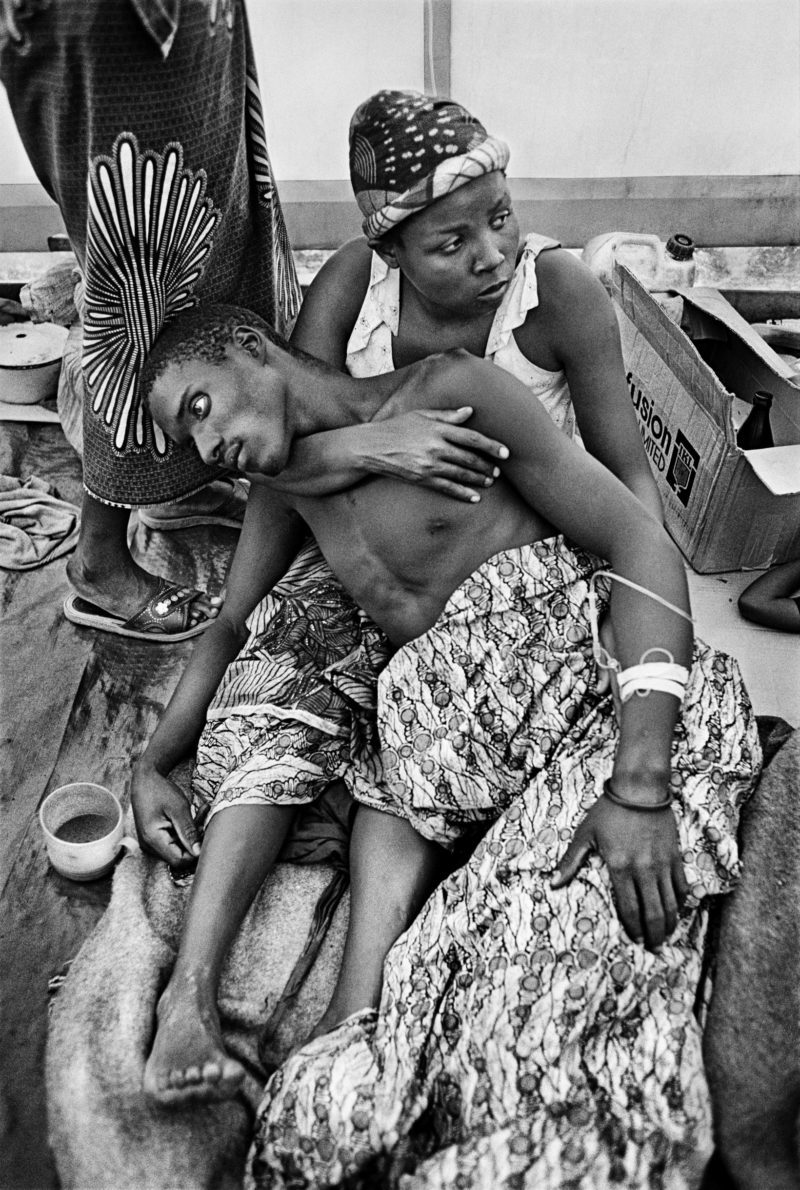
[290,237,370,370]
[286,240,508,501]
[131,486,306,865]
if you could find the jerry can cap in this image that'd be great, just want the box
[666,233,695,261]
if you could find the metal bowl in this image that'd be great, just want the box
[0,321,69,405]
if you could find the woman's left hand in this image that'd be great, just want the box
[363,406,509,500]
[550,792,689,951]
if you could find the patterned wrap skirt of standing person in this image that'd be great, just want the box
[0,0,301,507]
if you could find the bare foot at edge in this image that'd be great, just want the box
[143,978,245,1108]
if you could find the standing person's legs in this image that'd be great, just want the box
[67,492,219,627]
[1,0,299,632]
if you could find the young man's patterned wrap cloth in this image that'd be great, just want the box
[193,535,760,1189]
[0,0,300,506]
[192,538,390,822]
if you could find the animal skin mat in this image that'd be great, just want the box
[46,727,798,1190]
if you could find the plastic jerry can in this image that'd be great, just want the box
[581,232,696,293]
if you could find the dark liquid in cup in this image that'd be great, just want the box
[54,813,116,844]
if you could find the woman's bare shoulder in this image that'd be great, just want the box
[515,246,618,362]
[534,247,613,314]
[309,237,373,293]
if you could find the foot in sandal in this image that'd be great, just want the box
[65,553,221,641]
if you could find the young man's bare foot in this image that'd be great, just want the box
[143,973,244,1107]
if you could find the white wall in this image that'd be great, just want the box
[1,0,798,187]
[251,0,425,180]
[1,0,798,248]
[451,0,800,178]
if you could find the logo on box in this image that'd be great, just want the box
[628,372,699,506]
[666,431,699,506]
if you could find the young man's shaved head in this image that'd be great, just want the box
[139,304,276,408]
[140,303,334,410]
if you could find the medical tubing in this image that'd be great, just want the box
[588,569,694,694]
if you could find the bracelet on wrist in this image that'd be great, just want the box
[602,778,673,812]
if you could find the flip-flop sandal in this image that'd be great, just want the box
[136,477,249,531]
[63,578,215,642]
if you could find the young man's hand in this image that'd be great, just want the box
[551,795,689,951]
[131,764,201,869]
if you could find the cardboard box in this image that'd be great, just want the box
[613,263,800,573]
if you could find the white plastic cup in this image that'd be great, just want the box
[39,782,138,881]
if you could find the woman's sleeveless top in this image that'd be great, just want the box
[345,232,576,439]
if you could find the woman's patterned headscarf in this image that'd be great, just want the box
[349,89,510,242]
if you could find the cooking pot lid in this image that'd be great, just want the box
[0,321,69,369]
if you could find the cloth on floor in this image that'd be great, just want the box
[0,475,79,569]
[20,257,80,328]
[46,793,350,1190]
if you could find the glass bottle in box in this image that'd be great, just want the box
[736,391,774,450]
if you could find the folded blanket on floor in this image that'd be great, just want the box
[46,818,349,1190]
[0,475,79,569]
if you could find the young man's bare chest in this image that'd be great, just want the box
[292,475,547,645]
